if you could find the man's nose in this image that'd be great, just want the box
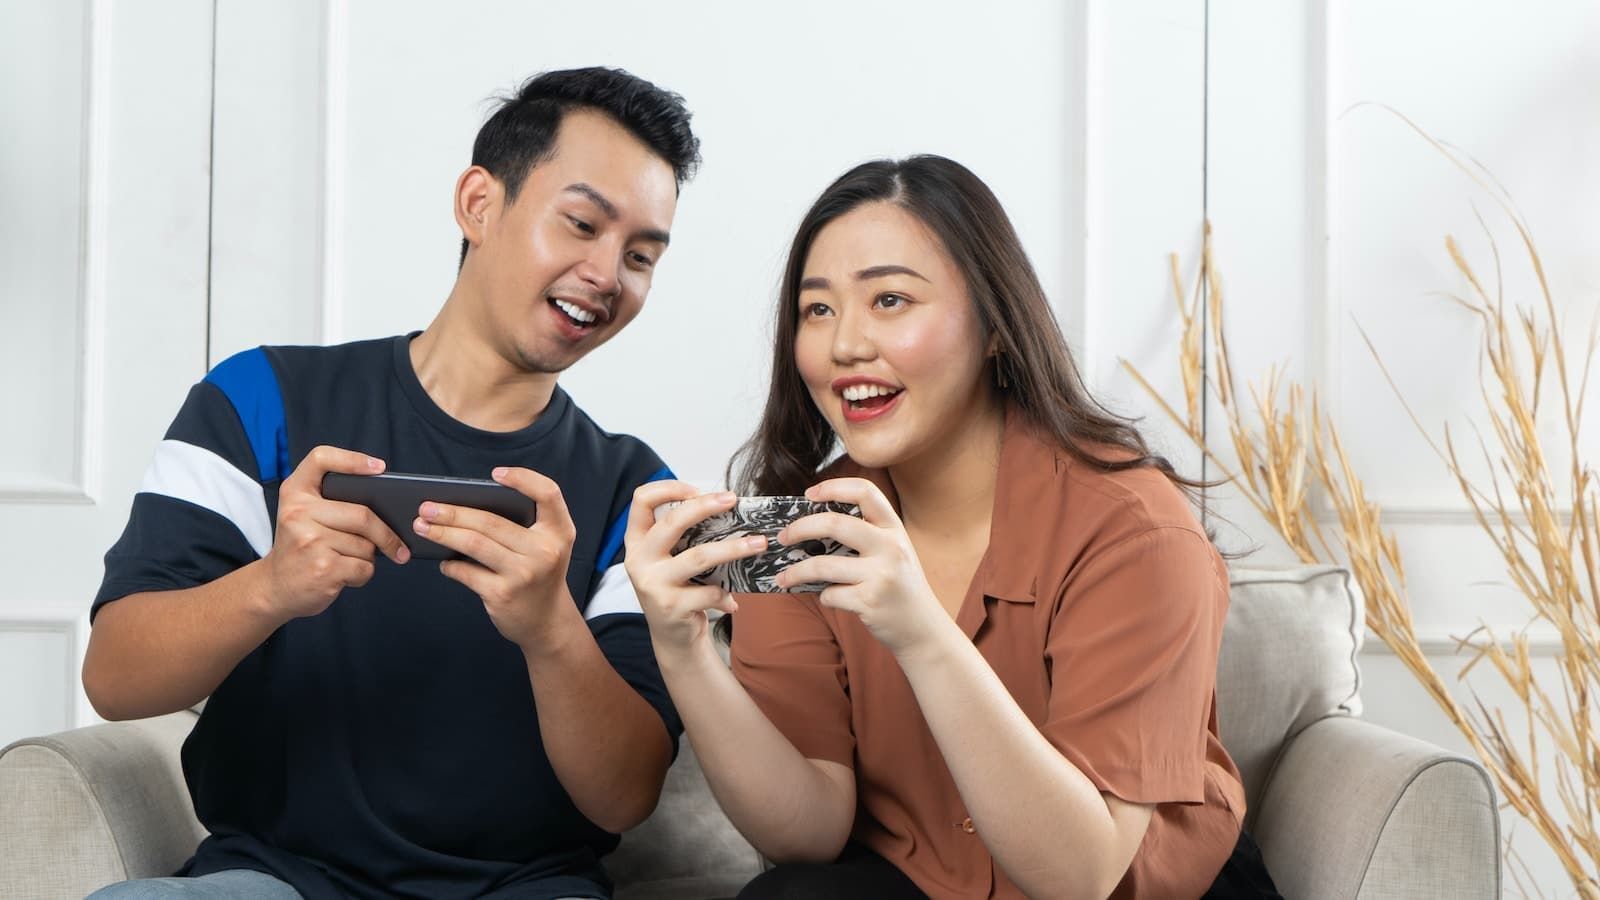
[574,240,622,299]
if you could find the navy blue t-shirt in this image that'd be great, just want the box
[93,334,680,899]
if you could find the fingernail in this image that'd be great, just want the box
[492,467,508,480]
[397,547,411,564]
[413,518,430,535]
[716,491,736,503]
[745,535,767,550]
[419,501,439,519]
[367,456,383,471]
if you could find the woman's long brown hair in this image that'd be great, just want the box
[728,154,1204,499]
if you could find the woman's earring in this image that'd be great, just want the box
[993,354,1010,389]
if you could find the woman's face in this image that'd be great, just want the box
[793,201,996,471]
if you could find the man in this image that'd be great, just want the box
[83,67,700,900]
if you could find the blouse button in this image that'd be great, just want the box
[961,817,977,834]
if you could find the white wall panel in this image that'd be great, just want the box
[0,0,94,501]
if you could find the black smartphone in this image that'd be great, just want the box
[321,472,537,561]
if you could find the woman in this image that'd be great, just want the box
[623,156,1278,899]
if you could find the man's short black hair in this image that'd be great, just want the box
[459,67,700,265]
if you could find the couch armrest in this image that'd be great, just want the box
[0,711,205,899]
[1252,715,1500,900]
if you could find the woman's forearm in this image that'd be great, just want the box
[656,638,856,863]
[896,623,1150,900]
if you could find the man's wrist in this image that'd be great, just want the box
[236,559,294,631]
[516,588,589,658]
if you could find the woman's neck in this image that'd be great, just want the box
[887,398,1006,544]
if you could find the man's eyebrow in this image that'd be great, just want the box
[563,182,670,246]
[563,183,617,219]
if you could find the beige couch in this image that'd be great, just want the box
[0,565,1500,898]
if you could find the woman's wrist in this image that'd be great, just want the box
[653,627,725,678]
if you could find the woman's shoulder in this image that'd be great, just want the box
[1018,433,1206,548]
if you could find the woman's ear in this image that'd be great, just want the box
[454,166,499,255]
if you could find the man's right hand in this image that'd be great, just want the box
[263,445,410,621]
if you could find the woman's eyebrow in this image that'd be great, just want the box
[800,265,930,292]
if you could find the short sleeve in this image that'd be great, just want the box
[1043,526,1226,805]
[93,354,283,620]
[589,612,684,757]
[729,595,855,767]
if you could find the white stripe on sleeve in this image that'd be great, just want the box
[585,564,644,620]
[139,438,274,558]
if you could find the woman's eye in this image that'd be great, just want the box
[875,293,907,309]
[803,302,833,318]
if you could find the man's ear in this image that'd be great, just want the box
[454,166,499,253]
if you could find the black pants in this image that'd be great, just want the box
[736,830,1282,900]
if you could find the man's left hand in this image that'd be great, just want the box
[414,466,576,650]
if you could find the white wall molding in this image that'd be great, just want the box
[318,0,347,347]
[0,0,106,506]
[0,610,95,737]
[1362,626,1564,658]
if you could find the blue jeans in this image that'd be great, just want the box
[87,869,303,899]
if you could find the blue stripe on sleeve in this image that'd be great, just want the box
[203,347,289,483]
[595,465,675,572]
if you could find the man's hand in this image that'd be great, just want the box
[414,466,576,650]
[263,446,411,621]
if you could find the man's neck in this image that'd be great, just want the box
[409,293,559,433]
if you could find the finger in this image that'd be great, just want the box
[493,467,574,538]
[670,534,768,585]
[337,555,377,589]
[289,445,385,491]
[320,527,378,563]
[663,584,741,618]
[816,584,865,616]
[439,557,497,597]
[778,511,879,554]
[805,477,897,526]
[419,501,530,552]
[625,480,702,549]
[415,518,516,570]
[310,499,410,564]
[775,554,866,591]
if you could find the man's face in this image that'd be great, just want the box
[463,109,679,373]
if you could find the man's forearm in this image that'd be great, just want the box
[522,606,673,834]
[82,561,288,720]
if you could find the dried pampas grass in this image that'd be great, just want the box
[1124,119,1598,895]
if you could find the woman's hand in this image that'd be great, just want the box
[774,477,951,657]
[624,481,766,661]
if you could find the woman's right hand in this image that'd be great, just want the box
[623,481,767,659]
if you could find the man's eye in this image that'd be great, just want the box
[628,251,656,269]
[568,216,595,235]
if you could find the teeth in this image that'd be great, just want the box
[553,299,597,324]
[842,384,900,401]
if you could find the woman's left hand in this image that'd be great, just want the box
[774,477,952,657]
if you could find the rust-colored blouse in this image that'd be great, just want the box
[730,411,1245,898]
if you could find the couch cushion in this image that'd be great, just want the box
[1218,564,1364,823]
[610,737,763,899]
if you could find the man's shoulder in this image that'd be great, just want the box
[559,393,664,467]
